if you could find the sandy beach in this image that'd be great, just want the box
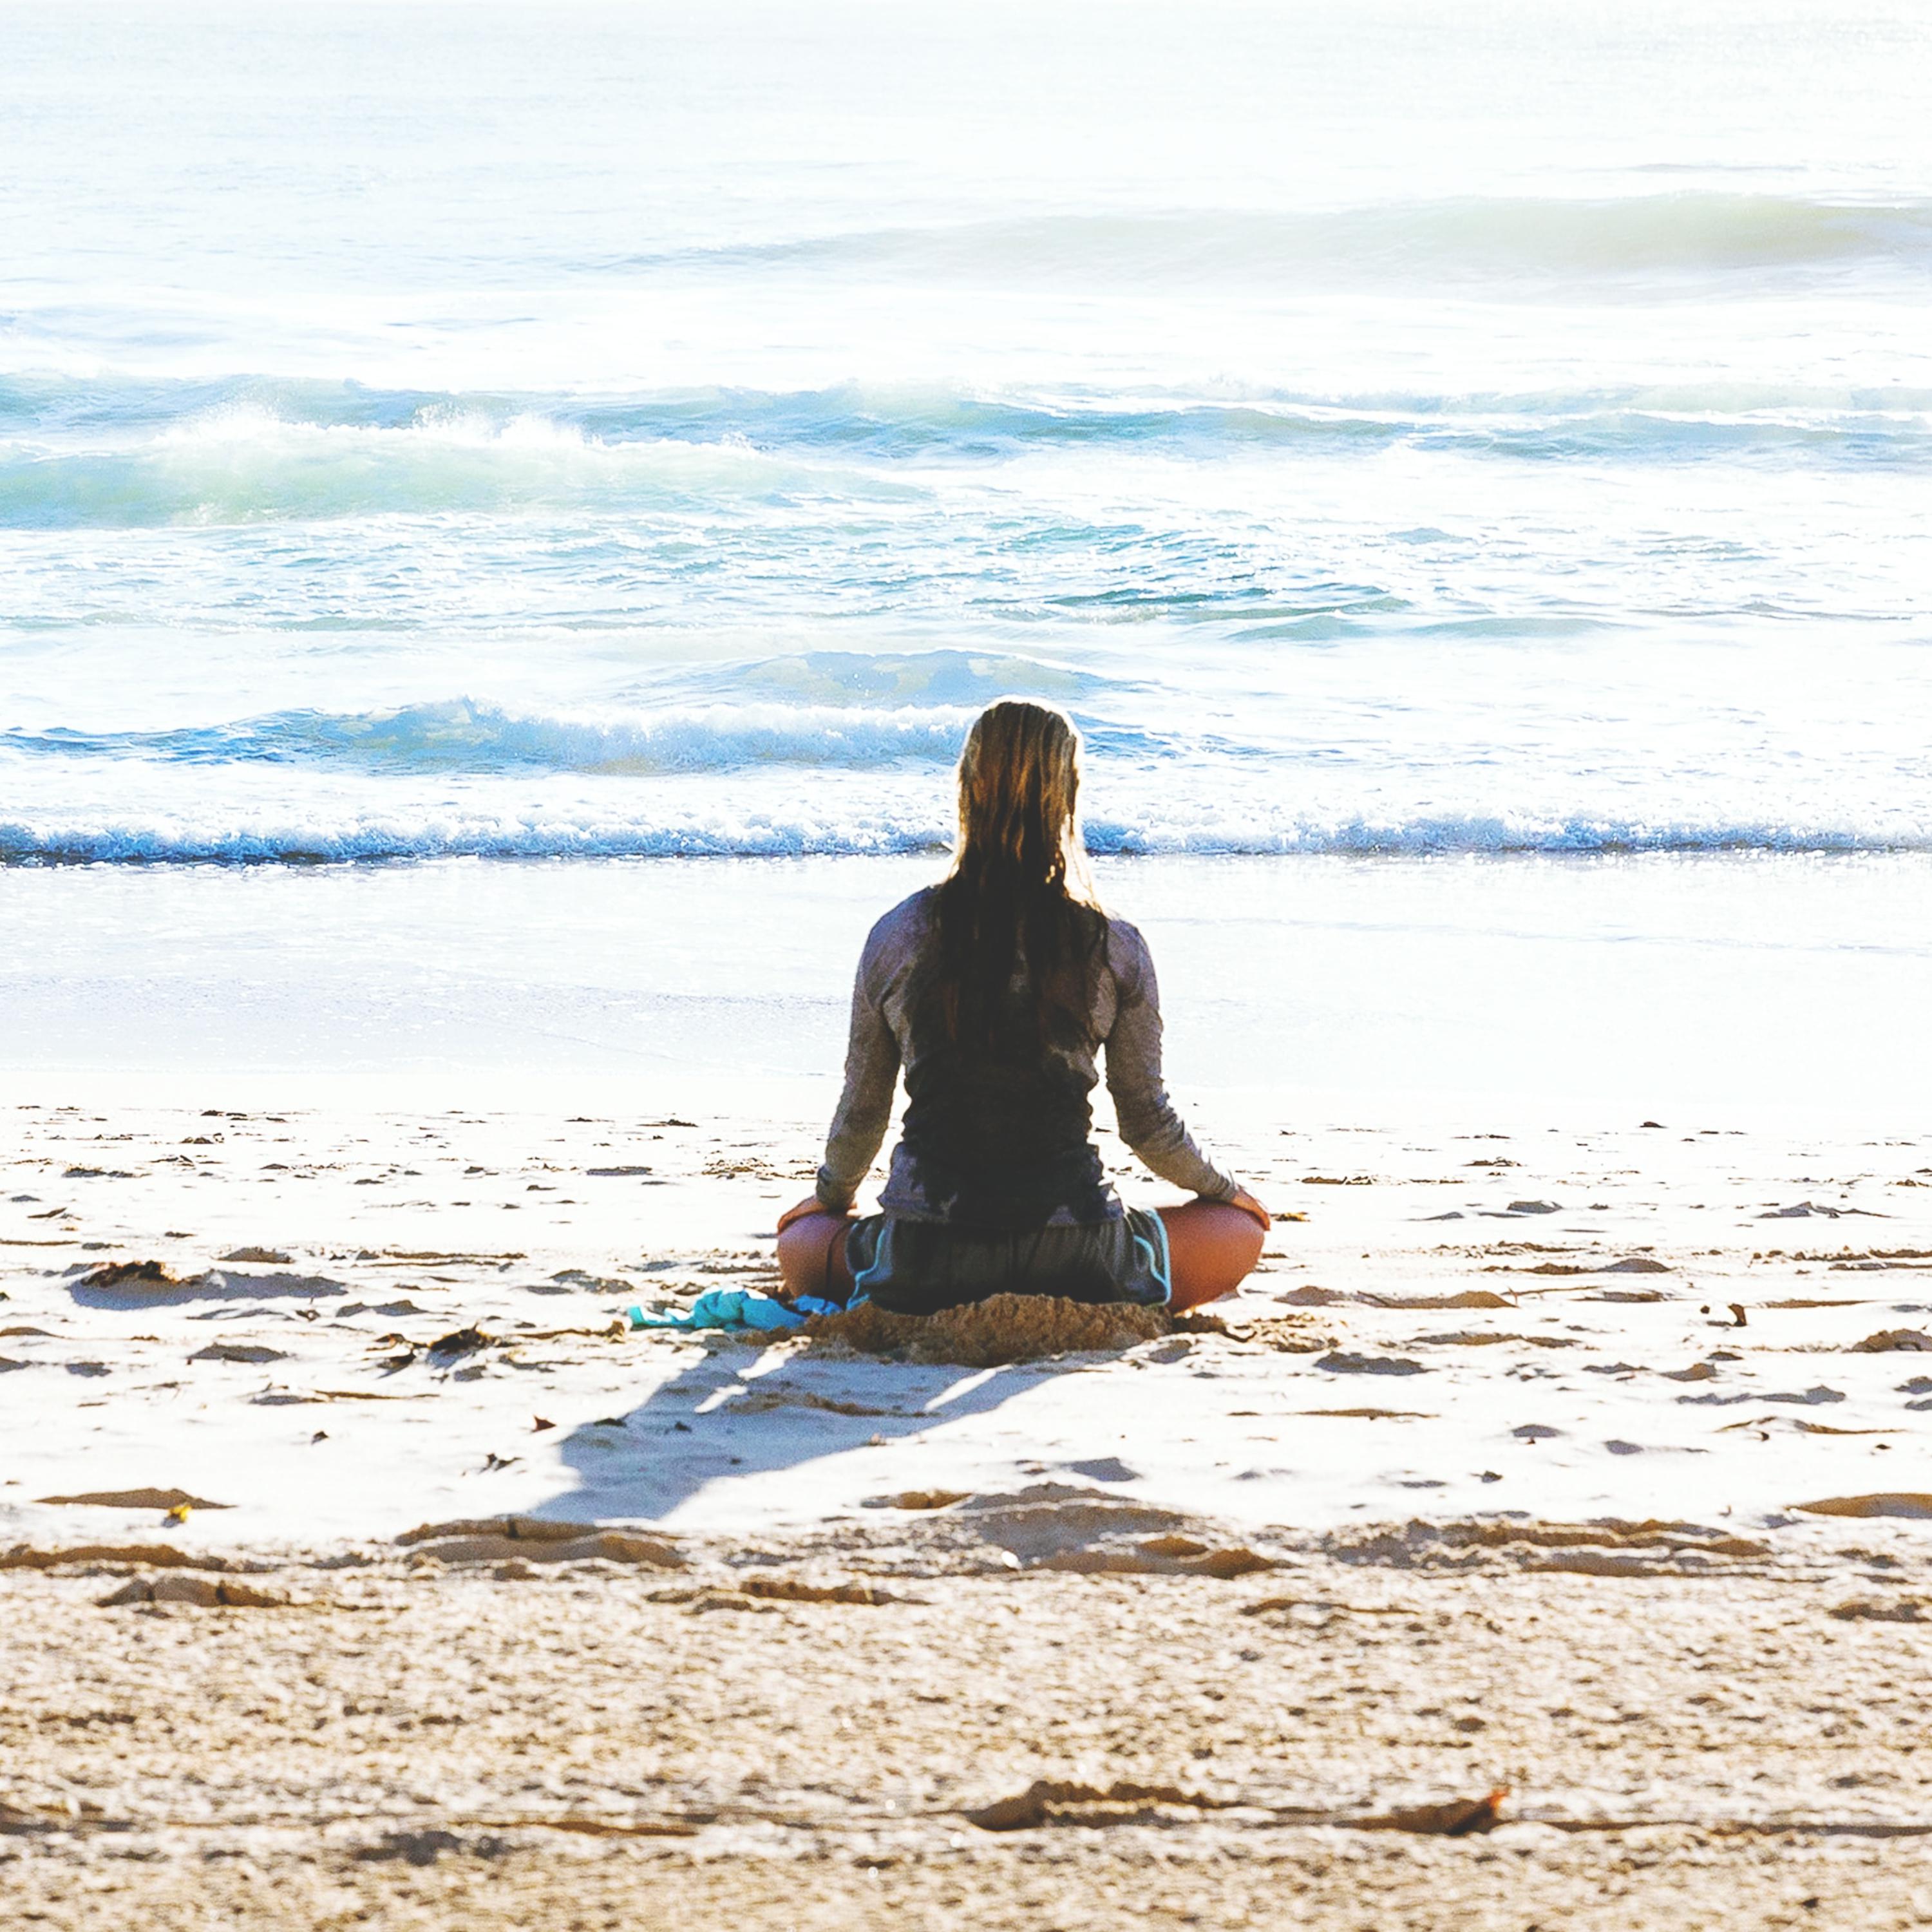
[6,1097,1930,1925]
[6,6,1932,1922]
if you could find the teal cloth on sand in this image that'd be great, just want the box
[627,1287,842,1332]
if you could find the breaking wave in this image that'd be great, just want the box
[0,406,918,529]
[5,808,1925,866]
[3,369,1927,527]
[1,700,978,777]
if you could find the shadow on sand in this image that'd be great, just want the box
[540,1339,1046,1524]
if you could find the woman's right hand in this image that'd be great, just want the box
[1226,1187,1271,1231]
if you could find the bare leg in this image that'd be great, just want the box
[776,1211,856,1303]
[1158,1200,1265,1312]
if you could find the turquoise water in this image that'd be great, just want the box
[3,1,1929,864]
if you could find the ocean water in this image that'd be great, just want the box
[1,3,1928,1110]
[8,853,1932,1124]
[5,0,1929,869]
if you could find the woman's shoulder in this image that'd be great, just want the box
[1097,907,1156,995]
[861,885,941,964]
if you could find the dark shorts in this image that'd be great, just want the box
[842,1208,1171,1318]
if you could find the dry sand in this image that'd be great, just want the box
[4,1099,1931,1926]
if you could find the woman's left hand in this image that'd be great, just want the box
[1227,1187,1272,1231]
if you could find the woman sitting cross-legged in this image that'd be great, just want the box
[776,697,1269,1317]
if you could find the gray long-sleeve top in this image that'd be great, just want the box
[815,887,1238,1224]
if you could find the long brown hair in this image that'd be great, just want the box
[933,699,1103,1046]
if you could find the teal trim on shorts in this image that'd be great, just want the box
[845,1216,887,1309]
[1132,1206,1173,1308]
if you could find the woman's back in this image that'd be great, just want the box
[819,885,1235,1231]
[777,697,1265,1316]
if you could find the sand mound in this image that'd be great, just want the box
[97,1575,287,1609]
[738,1575,897,1605]
[0,1543,231,1573]
[966,1778,1229,1831]
[77,1258,180,1289]
[1205,1313,1334,1353]
[941,1485,1274,1575]
[802,1293,1181,1366]
[1853,1329,1931,1353]
[71,1258,344,1307]
[963,1777,1506,1835]
[1327,1517,1770,1571]
[1795,1493,1932,1519]
[395,1517,683,1569]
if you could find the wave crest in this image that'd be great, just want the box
[626,194,1932,284]
[0,406,915,529]
[4,699,976,776]
[4,809,1923,867]
[3,368,1927,531]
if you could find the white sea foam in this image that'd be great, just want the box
[5,801,1926,867]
